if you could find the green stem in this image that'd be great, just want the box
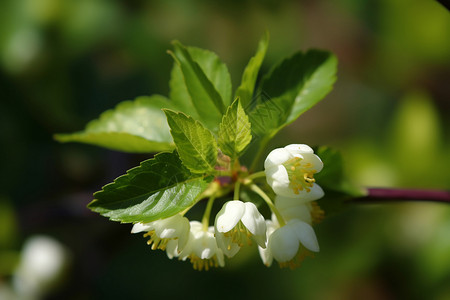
[250,184,286,226]
[249,136,271,172]
[202,196,216,231]
[246,171,266,181]
[234,180,241,199]
[179,207,191,217]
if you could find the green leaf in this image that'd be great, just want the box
[235,31,269,108]
[314,146,366,214]
[315,146,364,196]
[54,95,174,153]
[249,50,337,138]
[88,152,211,223]
[314,146,345,191]
[164,109,218,174]
[218,98,252,158]
[169,41,231,132]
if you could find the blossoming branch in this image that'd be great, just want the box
[55,32,368,270]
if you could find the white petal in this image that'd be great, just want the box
[272,186,297,198]
[166,239,179,259]
[241,202,266,236]
[264,148,292,170]
[190,221,203,232]
[176,219,191,250]
[302,153,323,173]
[215,232,240,258]
[290,220,320,252]
[279,184,324,202]
[302,184,325,201]
[216,248,225,267]
[258,245,273,267]
[258,220,278,266]
[268,226,299,262]
[215,201,245,233]
[200,247,212,260]
[154,214,189,239]
[266,165,291,196]
[201,233,218,259]
[284,144,314,154]
[131,222,152,233]
[178,221,203,260]
[275,195,302,210]
[278,204,312,224]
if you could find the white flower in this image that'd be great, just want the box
[178,221,225,271]
[259,218,319,269]
[264,144,324,200]
[214,200,266,257]
[131,214,190,252]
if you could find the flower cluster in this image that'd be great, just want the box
[132,144,324,270]
[261,144,325,268]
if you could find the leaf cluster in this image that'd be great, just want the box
[55,33,344,223]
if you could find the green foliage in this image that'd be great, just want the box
[56,36,345,224]
[249,50,337,138]
[88,152,211,223]
[235,31,269,107]
[164,109,218,174]
[55,96,175,153]
[315,146,366,214]
[218,99,252,159]
[169,41,230,132]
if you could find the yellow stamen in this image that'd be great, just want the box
[310,202,325,224]
[284,156,317,194]
[189,255,220,271]
[223,221,254,249]
[143,231,170,251]
[278,247,314,270]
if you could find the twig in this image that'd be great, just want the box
[353,188,450,204]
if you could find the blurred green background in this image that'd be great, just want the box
[1,0,449,299]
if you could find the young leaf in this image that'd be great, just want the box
[169,41,230,132]
[88,152,211,223]
[218,98,252,158]
[249,50,337,138]
[164,109,218,174]
[54,96,174,153]
[235,31,269,108]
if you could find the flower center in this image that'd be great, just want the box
[143,231,174,250]
[283,157,317,194]
[223,221,253,248]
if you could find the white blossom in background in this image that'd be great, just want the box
[13,235,68,300]
[131,214,190,252]
[214,200,266,257]
[0,281,16,300]
[264,144,324,200]
[177,221,225,271]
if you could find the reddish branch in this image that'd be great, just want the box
[354,188,450,204]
